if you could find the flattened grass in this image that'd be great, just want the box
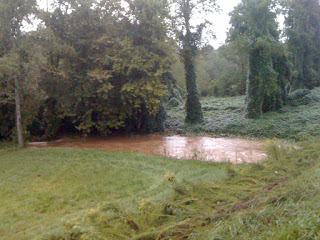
[1,139,320,239]
[0,148,227,239]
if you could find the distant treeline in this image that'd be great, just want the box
[0,0,319,143]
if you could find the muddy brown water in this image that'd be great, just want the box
[29,135,268,163]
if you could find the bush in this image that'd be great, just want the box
[288,89,320,106]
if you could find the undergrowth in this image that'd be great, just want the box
[166,88,320,140]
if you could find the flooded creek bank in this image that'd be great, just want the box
[29,135,268,163]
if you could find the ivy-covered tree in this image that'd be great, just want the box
[229,0,289,119]
[283,0,320,89]
[171,0,218,123]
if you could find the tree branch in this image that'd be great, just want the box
[0,100,15,105]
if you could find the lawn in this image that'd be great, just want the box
[0,148,227,239]
[1,139,320,239]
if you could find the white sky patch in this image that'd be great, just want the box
[211,0,242,48]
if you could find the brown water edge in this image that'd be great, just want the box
[28,135,268,163]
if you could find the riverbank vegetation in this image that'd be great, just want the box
[166,87,320,140]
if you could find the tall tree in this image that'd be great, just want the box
[283,0,320,89]
[228,0,288,119]
[39,0,172,135]
[0,0,37,145]
[171,0,217,123]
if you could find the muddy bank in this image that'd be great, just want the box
[28,135,267,163]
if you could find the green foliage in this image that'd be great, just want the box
[171,0,218,124]
[283,0,320,89]
[0,0,179,140]
[196,46,246,97]
[288,88,320,106]
[229,0,291,119]
[0,0,41,143]
[167,87,320,140]
[0,0,37,56]
[167,97,181,108]
[29,0,173,136]
[0,41,45,140]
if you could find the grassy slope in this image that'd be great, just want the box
[167,88,320,140]
[1,139,320,239]
[0,148,227,239]
[193,140,320,240]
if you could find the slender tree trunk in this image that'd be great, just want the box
[14,77,24,146]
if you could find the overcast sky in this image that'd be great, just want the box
[37,0,242,48]
[212,0,242,47]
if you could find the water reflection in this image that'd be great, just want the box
[29,135,267,163]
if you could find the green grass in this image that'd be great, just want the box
[0,148,228,239]
[2,88,320,239]
[1,139,320,239]
[166,88,320,140]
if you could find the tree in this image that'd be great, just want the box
[171,0,218,123]
[282,0,320,89]
[228,0,288,119]
[38,0,173,136]
[0,0,37,146]
[196,45,247,97]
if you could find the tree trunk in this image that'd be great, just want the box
[183,0,203,124]
[245,48,265,119]
[14,77,24,146]
[184,52,203,123]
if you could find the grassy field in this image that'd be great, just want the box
[167,88,320,140]
[0,148,228,239]
[1,139,320,239]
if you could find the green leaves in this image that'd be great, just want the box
[229,0,290,118]
[35,0,173,135]
[282,0,320,89]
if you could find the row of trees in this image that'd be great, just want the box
[173,0,320,111]
[0,0,217,145]
[0,0,319,144]
[228,0,320,118]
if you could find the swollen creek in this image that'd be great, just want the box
[28,135,268,163]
